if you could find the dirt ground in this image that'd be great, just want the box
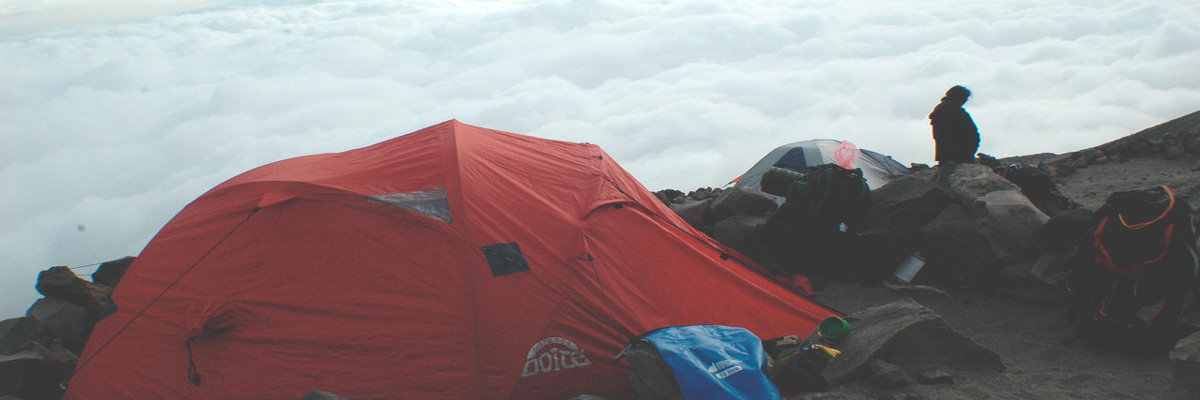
[789,154,1200,400]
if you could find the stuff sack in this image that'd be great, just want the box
[618,325,780,400]
[1068,185,1200,352]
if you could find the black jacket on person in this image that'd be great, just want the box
[929,101,979,163]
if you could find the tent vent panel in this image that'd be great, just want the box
[483,242,531,277]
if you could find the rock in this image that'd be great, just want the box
[91,256,135,288]
[708,187,778,223]
[823,299,1004,386]
[916,367,954,385]
[0,351,66,400]
[685,187,722,201]
[868,169,940,210]
[1029,249,1076,288]
[621,342,682,400]
[1038,209,1093,252]
[1054,164,1078,177]
[1168,332,1200,400]
[920,205,997,288]
[970,190,1049,263]
[0,318,47,355]
[25,298,89,354]
[299,391,352,400]
[710,215,767,255]
[34,267,107,312]
[669,198,713,230]
[868,359,914,389]
[944,164,1020,204]
[1164,142,1188,160]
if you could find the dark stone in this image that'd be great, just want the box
[708,187,778,223]
[654,189,685,206]
[1168,332,1200,400]
[971,190,1049,263]
[823,299,1004,386]
[0,351,66,400]
[25,298,89,354]
[621,341,683,400]
[710,215,767,255]
[91,256,135,288]
[868,359,913,389]
[916,368,955,385]
[919,205,998,289]
[685,187,722,201]
[944,164,1020,203]
[34,267,106,312]
[0,318,47,356]
[669,198,714,230]
[1038,208,1093,252]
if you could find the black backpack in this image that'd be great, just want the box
[1067,186,1200,352]
[749,164,873,277]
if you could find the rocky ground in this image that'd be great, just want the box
[788,110,1200,400]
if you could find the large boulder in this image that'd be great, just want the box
[945,163,1020,203]
[25,298,89,354]
[90,256,135,288]
[0,351,66,400]
[1037,208,1094,252]
[920,205,998,288]
[34,267,109,313]
[823,299,1003,386]
[668,198,713,230]
[710,215,767,255]
[1168,332,1200,400]
[0,318,47,356]
[708,187,778,223]
[970,190,1049,263]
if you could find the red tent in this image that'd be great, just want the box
[66,121,836,400]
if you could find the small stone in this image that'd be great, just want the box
[868,359,914,389]
[916,368,954,385]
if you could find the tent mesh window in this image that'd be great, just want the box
[367,187,452,223]
[482,242,531,277]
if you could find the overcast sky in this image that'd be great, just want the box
[2,0,1198,316]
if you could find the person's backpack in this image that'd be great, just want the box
[749,164,872,277]
[1067,186,1200,352]
[779,164,870,230]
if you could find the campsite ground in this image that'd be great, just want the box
[799,154,1200,399]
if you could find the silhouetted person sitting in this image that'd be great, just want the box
[929,85,979,165]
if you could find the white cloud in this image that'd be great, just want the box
[1,0,1199,316]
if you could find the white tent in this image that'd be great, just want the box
[732,139,911,192]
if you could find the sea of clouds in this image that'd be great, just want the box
[2,0,1198,316]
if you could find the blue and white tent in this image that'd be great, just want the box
[732,139,911,192]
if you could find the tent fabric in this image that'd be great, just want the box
[733,139,911,192]
[66,120,837,400]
